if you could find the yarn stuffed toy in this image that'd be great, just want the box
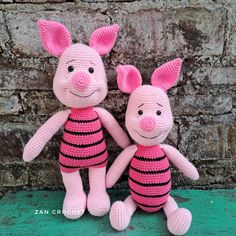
[106,58,199,235]
[23,19,130,220]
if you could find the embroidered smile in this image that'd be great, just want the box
[135,130,160,139]
[69,90,96,98]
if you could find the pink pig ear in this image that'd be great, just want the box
[151,58,183,91]
[89,24,119,56]
[117,65,142,94]
[37,19,71,57]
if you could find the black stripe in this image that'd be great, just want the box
[130,165,170,175]
[59,148,107,160]
[59,158,108,169]
[129,176,171,187]
[64,127,102,136]
[130,187,170,198]
[133,155,166,162]
[62,137,104,148]
[68,116,99,123]
[133,199,166,208]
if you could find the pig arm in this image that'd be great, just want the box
[106,144,137,188]
[161,144,199,181]
[23,109,71,162]
[95,107,130,148]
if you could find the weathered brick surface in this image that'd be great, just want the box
[225,7,236,56]
[0,91,22,115]
[0,163,28,187]
[190,67,236,86]
[179,125,234,161]
[170,94,232,116]
[0,69,53,90]
[113,7,225,65]
[5,9,109,57]
[15,0,66,3]
[0,0,235,191]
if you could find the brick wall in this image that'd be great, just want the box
[0,0,235,192]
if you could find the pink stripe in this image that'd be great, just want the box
[130,160,169,172]
[70,107,97,119]
[63,131,103,145]
[129,169,171,184]
[131,194,168,206]
[64,120,101,132]
[129,180,171,196]
[136,144,164,157]
[139,206,163,213]
[59,158,108,173]
[60,140,106,156]
[59,151,107,166]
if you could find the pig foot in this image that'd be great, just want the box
[109,195,137,231]
[87,167,110,216]
[164,196,192,235]
[61,171,86,220]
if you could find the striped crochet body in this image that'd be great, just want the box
[59,107,108,173]
[128,144,171,212]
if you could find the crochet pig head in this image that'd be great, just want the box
[38,19,119,108]
[117,58,182,146]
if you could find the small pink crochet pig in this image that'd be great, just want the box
[106,58,199,235]
[23,19,130,219]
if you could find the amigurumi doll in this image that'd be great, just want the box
[106,58,199,235]
[23,19,130,220]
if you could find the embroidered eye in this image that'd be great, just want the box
[156,110,161,116]
[138,110,143,115]
[88,67,94,74]
[68,66,74,72]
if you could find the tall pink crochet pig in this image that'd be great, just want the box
[106,59,199,235]
[23,19,130,219]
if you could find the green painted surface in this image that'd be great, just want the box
[0,189,235,236]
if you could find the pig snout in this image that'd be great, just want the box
[72,72,90,91]
[140,116,157,132]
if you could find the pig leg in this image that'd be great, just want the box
[163,196,192,235]
[61,171,86,220]
[109,195,137,231]
[87,167,110,216]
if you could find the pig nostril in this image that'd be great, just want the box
[140,117,157,132]
[77,76,87,85]
[72,72,90,91]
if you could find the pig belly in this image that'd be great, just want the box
[128,156,171,212]
[58,108,108,173]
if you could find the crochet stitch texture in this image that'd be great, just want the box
[59,107,108,172]
[106,59,199,235]
[23,19,130,220]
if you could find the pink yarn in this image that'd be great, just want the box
[117,65,142,94]
[139,116,157,132]
[38,19,71,57]
[59,107,108,173]
[107,58,199,235]
[89,24,119,56]
[23,19,130,219]
[129,144,171,212]
[71,72,90,91]
[151,58,183,91]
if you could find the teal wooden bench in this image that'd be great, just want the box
[0,189,235,235]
